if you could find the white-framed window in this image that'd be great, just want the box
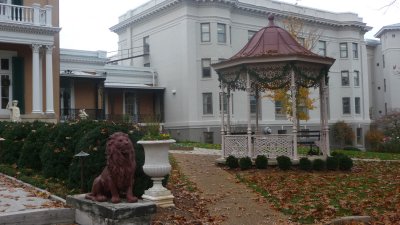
[250,95,257,114]
[201,23,210,42]
[352,43,358,58]
[201,58,211,78]
[248,30,257,40]
[341,71,350,86]
[354,70,360,86]
[342,97,351,114]
[202,93,213,115]
[144,63,150,67]
[217,23,226,43]
[143,36,149,54]
[219,92,233,114]
[355,97,361,114]
[340,43,348,58]
[318,40,326,56]
[275,101,285,119]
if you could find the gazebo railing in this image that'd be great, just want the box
[223,135,249,158]
[222,134,295,159]
[253,134,293,159]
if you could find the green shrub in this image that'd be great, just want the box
[255,155,268,169]
[19,122,54,170]
[331,151,345,158]
[226,155,239,169]
[299,157,312,171]
[307,148,320,156]
[332,121,354,149]
[338,155,353,171]
[276,155,292,170]
[326,156,339,170]
[343,146,361,151]
[312,158,326,171]
[0,122,32,165]
[239,157,252,170]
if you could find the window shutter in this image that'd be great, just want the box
[12,57,24,114]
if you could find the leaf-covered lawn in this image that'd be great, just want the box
[235,161,400,224]
[333,149,400,160]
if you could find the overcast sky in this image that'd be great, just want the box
[59,0,400,53]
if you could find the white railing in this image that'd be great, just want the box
[253,135,293,159]
[0,3,52,27]
[223,134,295,159]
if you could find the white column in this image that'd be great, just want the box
[32,44,41,113]
[320,75,330,156]
[255,88,259,134]
[226,88,231,135]
[291,70,298,160]
[220,84,225,158]
[246,71,252,157]
[45,45,54,114]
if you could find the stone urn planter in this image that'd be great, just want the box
[137,139,176,207]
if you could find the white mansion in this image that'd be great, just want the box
[106,0,399,147]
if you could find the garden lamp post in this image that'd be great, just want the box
[74,151,90,193]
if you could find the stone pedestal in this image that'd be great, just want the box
[66,194,156,225]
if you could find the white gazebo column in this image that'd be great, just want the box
[31,44,42,113]
[255,87,259,134]
[220,84,225,158]
[45,45,54,114]
[290,70,298,160]
[226,88,231,135]
[246,71,252,157]
[320,76,330,157]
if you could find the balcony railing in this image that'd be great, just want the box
[60,109,163,123]
[61,109,105,121]
[0,3,52,27]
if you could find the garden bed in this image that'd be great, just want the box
[231,161,400,224]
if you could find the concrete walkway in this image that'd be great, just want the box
[170,149,291,225]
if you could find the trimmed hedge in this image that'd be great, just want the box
[239,157,252,170]
[299,157,312,171]
[255,155,268,169]
[226,155,239,169]
[326,157,339,170]
[338,155,353,171]
[277,155,292,170]
[312,159,326,171]
[0,120,155,197]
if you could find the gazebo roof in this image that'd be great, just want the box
[212,15,335,91]
[230,16,329,62]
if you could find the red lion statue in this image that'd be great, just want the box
[85,132,138,203]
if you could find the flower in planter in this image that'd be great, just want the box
[141,122,171,140]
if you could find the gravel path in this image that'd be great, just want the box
[171,152,290,225]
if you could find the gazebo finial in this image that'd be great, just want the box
[268,14,275,26]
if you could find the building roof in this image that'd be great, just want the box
[375,23,400,38]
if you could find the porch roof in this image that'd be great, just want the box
[104,82,165,90]
[60,70,106,79]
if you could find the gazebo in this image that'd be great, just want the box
[212,15,335,160]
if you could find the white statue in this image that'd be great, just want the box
[6,100,21,122]
[79,109,89,120]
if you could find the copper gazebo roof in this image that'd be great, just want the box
[213,15,335,91]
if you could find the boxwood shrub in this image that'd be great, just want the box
[255,155,268,169]
[299,157,312,171]
[226,155,239,169]
[239,157,252,170]
[326,156,339,170]
[312,158,326,171]
[276,155,292,170]
[338,155,353,171]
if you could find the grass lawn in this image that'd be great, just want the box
[234,161,400,224]
[171,141,221,150]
